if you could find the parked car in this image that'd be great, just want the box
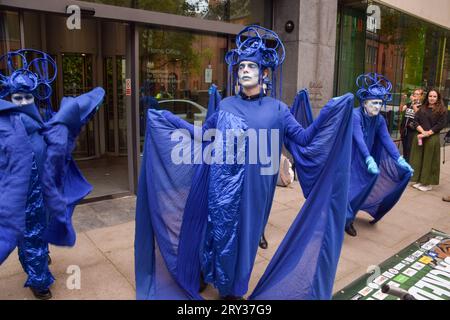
[381,103,401,133]
[158,99,207,124]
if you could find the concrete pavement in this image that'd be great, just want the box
[1,147,449,300]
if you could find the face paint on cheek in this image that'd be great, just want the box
[238,62,260,88]
[364,99,383,117]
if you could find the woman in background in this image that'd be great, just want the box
[410,89,448,192]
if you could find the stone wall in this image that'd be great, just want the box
[273,0,339,114]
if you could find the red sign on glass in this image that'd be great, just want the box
[126,78,131,96]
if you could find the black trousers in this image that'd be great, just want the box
[402,128,416,162]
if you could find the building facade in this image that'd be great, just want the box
[0,0,449,198]
[335,0,450,135]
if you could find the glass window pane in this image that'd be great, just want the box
[139,26,227,152]
[82,0,272,27]
[0,10,21,76]
[336,0,450,134]
[62,53,96,158]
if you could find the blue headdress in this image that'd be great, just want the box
[356,73,392,105]
[225,25,286,99]
[0,49,57,117]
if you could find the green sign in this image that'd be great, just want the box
[333,229,450,300]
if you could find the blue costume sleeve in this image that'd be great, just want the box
[284,110,318,147]
[352,111,371,159]
[249,93,354,299]
[41,87,105,246]
[0,106,34,264]
[286,97,337,148]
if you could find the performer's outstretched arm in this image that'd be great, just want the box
[352,114,371,159]
[284,107,323,146]
[352,113,382,174]
[161,110,218,137]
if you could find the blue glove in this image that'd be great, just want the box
[365,156,380,175]
[208,84,217,95]
[397,156,414,173]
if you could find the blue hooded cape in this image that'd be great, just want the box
[346,107,412,226]
[0,87,105,264]
[135,92,354,300]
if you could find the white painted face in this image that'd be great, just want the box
[11,92,35,106]
[238,61,260,89]
[364,99,383,117]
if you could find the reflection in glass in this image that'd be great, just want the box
[138,27,227,152]
[104,56,127,155]
[83,0,272,27]
[62,53,96,158]
[117,57,127,155]
[3,9,132,197]
[335,5,366,101]
[0,11,21,57]
[0,10,21,86]
[104,57,115,153]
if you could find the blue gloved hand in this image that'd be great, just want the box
[397,156,414,173]
[365,156,380,175]
[208,84,216,95]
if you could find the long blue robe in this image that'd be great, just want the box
[0,87,105,265]
[135,94,353,299]
[135,93,354,299]
[346,107,412,227]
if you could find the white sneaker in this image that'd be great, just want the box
[418,185,432,192]
[412,183,422,189]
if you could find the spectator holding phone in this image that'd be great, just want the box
[400,89,424,161]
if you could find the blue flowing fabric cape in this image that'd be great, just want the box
[135,92,354,300]
[291,88,314,128]
[346,107,412,226]
[0,87,105,264]
[289,88,315,178]
[206,84,222,120]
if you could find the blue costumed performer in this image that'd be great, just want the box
[345,73,414,237]
[135,25,354,300]
[0,49,105,299]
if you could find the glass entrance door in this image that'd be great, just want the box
[104,55,127,156]
[62,53,98,159]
